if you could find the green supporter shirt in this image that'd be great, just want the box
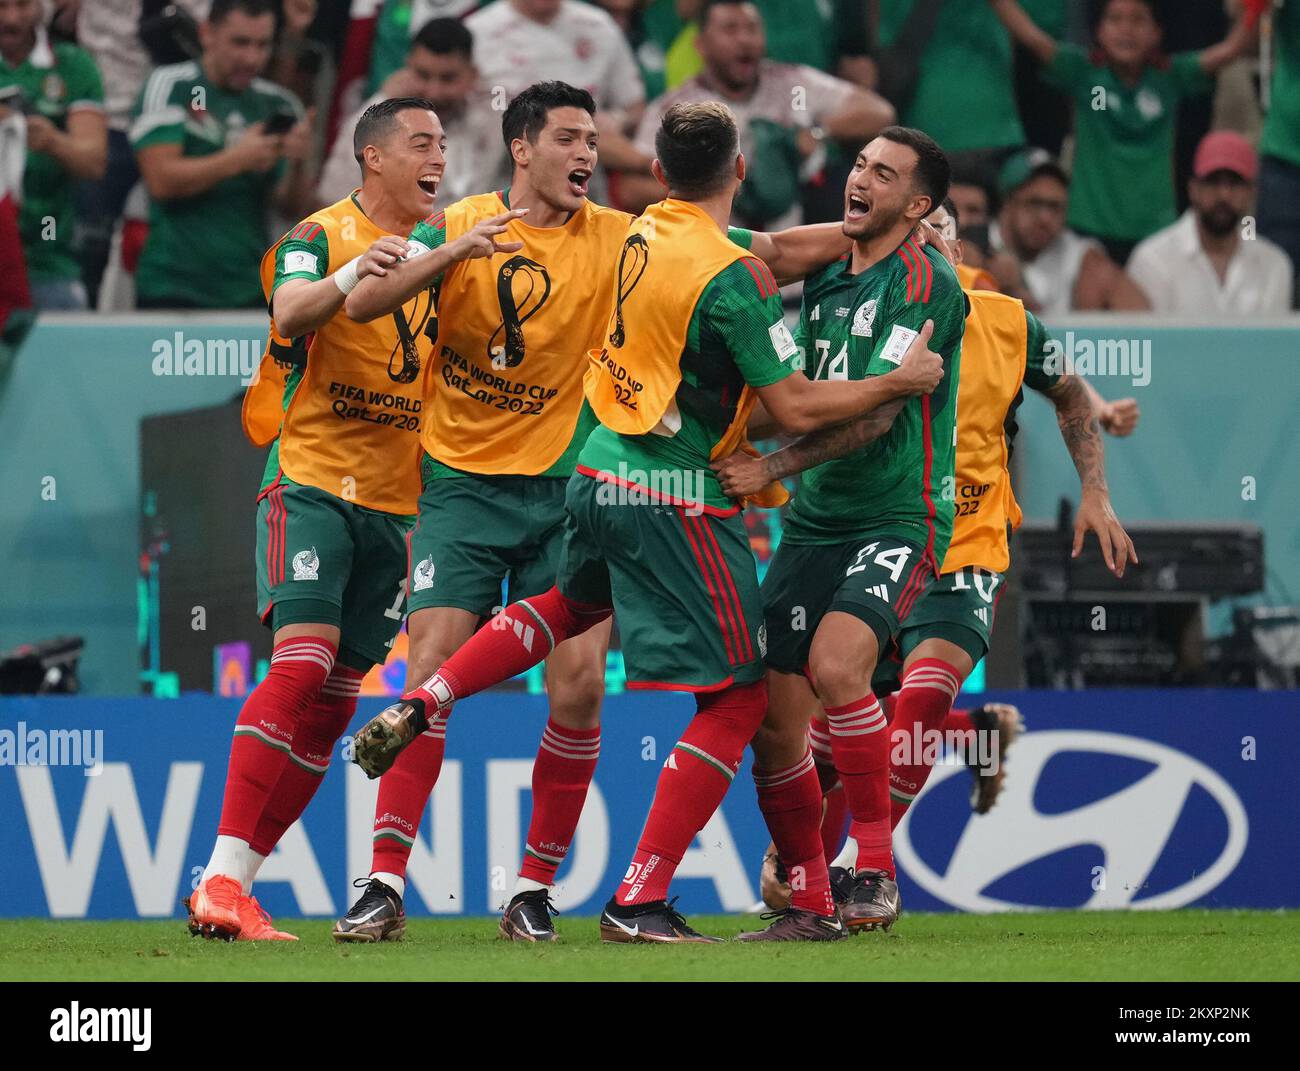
[876,0,1024,154]
[577,230,798,512]
[131,61,303,308]
[255,194,444,503]
[0,40,104,281]
[1261,0,1300,169]
[781,240,966,559]
[1044,43,1211,242]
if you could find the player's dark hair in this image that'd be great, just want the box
[411,17,474,59]
[698,0,759,30]
[877,125,951,217]
[655,101,739,198]
[353,96,439,169]
[501,81,596,149]
[208,0,276,24]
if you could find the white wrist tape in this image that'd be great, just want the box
[333,256,362,295]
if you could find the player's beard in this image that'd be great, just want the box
[844,205,902,243]
[1197,203,1239,238]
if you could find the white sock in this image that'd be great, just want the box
[372,871,405,899]
[203,835,253,892]
[831,836,858,871]
[513,876,549,896]
[244,849,269,891]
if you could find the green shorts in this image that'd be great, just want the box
[555,472,765,692]
[255,478,413,669]
[872,565,1005,694]
[762,535,933,675]
[407,457,568,617]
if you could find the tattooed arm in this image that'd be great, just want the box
[714,398,905,495]
[1041,372,1138,576]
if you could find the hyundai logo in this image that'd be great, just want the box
[893,731,1249,912]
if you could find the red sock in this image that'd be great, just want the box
[754,749,833,915]
[617,679,766,905]
[889,659,962,829]
[943,706,973,733]
[808,720,846,864]
[405,586,611,716]
[519,719,601,884]
[249,664,363,856]
[370,713,448,879]
[217,637,336,841]
[824,692,893,878]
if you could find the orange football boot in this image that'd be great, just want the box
[237,895,299,941]
[185,874,243,941]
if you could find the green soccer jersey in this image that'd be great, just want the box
[131,61,303,307]
[1261,0,1300,169]
[1044,44,1211,242]
[0,39,104,281]
[876,0,1024,154]
[577,236,799,512]
[781,237,966,561]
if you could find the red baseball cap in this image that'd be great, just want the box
[1193,130,1258,181]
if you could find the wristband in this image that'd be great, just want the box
[333,256,362,295]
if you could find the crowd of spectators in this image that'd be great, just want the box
[0,0,1295,327]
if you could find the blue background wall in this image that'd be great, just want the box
[1,314,1297,695]
[0,690,1293,919]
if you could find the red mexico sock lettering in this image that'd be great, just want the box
[754,749,834,915]
[405,586,611,713]
[889,659,963,829]
[824,692,893,877]
[617,679,766,905]
[217,637,336,841]
[249,664,363,856]
[371,714,448,879]
[520,720,601,885]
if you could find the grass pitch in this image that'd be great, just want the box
[1,910,1295,982]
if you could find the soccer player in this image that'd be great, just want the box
[333,82,865,943]
[721,126,968,940]
[186,97,517,942]
[720,199,1138,919]
[350,100,946,943]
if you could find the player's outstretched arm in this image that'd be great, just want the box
[273,235,410,338]
[987,0,1057,65]
[757,318,941,435]
[345,209,527,323]
[1041,373,1138,577]
[746,223,852,286]
[716,320,941,496]
[714,396,906,498]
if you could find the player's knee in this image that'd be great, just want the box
[751,716,807,770]
[808,653,872,706]
[548,669,605,726]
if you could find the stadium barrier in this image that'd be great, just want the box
[0,689,1292,919]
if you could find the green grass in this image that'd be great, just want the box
[1,911,1296,981]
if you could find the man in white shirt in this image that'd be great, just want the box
[317,18,508,208]
[1127,131,1294,316]
[621,0,892,224]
